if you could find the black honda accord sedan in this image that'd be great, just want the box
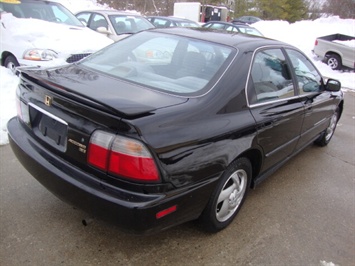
[8,27,343,234]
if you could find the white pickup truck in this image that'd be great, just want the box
[313,33,355,70]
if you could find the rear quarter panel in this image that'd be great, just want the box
[128,57,260,188]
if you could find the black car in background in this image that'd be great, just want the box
[147,16,200,28]
[8,27,343,234]
[233,15,262,24]
[202,21,263,36]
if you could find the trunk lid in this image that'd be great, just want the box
[20,64,188,118]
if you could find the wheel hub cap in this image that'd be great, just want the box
[228,188,238,208]
[215,169,247,222]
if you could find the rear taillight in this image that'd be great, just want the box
[16,97,30,125]
[315,40,318,46]
[87,131,114,170]
[16,97,23,120]
[88,130,159,182]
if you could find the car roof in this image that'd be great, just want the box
[204,21,260,31]
[238,15,261,19]
[150,16,196,22]
[205,21,235,26]
[150,27,285,49]
[76,9,142,16]
[237,24,255,28]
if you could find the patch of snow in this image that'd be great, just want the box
[333,39,355,47]
[0,68,18,145]
[320,260,339,266]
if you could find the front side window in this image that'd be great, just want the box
[249,48,294,104]
[80,31,234,96]
[286,49,322,94]
[76,12,90,25]
[89,13,108,31]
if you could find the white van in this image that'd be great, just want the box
[0,0,113,72]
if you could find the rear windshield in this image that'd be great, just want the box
[0,0,83,27]
[80,31,235,96]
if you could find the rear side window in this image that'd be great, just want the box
[226,25,238,32]
[238,27,263,37]
[207,23,225,30]
[249,48,294,104]
[108,15,154,34]
[150,18,170,28]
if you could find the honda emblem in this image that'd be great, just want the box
[44,95,52,106]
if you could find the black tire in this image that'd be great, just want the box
[198,157,252,232]
[315,107,339,147]
[4,55,19,74]
[326,54,342,70]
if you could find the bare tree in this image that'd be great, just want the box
[98,0,233,16]
[306,0,324,19]
[151,0,158,14]
[322,0,355,18]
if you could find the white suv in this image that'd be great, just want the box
[0,0,113,72]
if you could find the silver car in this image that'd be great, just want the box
[76,10,155,41]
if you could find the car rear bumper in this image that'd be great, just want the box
[7,117,218,234]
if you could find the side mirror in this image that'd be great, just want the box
[78,18,87,27]
[325,79,341,92]
[97,26,111,35]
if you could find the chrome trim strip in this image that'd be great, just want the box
[28,103,68,125]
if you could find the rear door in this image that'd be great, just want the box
[247,47,305,172]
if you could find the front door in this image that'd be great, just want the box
[285,49,338,150]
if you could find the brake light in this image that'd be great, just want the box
[315,40,318,46]
[88,130,159,182]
